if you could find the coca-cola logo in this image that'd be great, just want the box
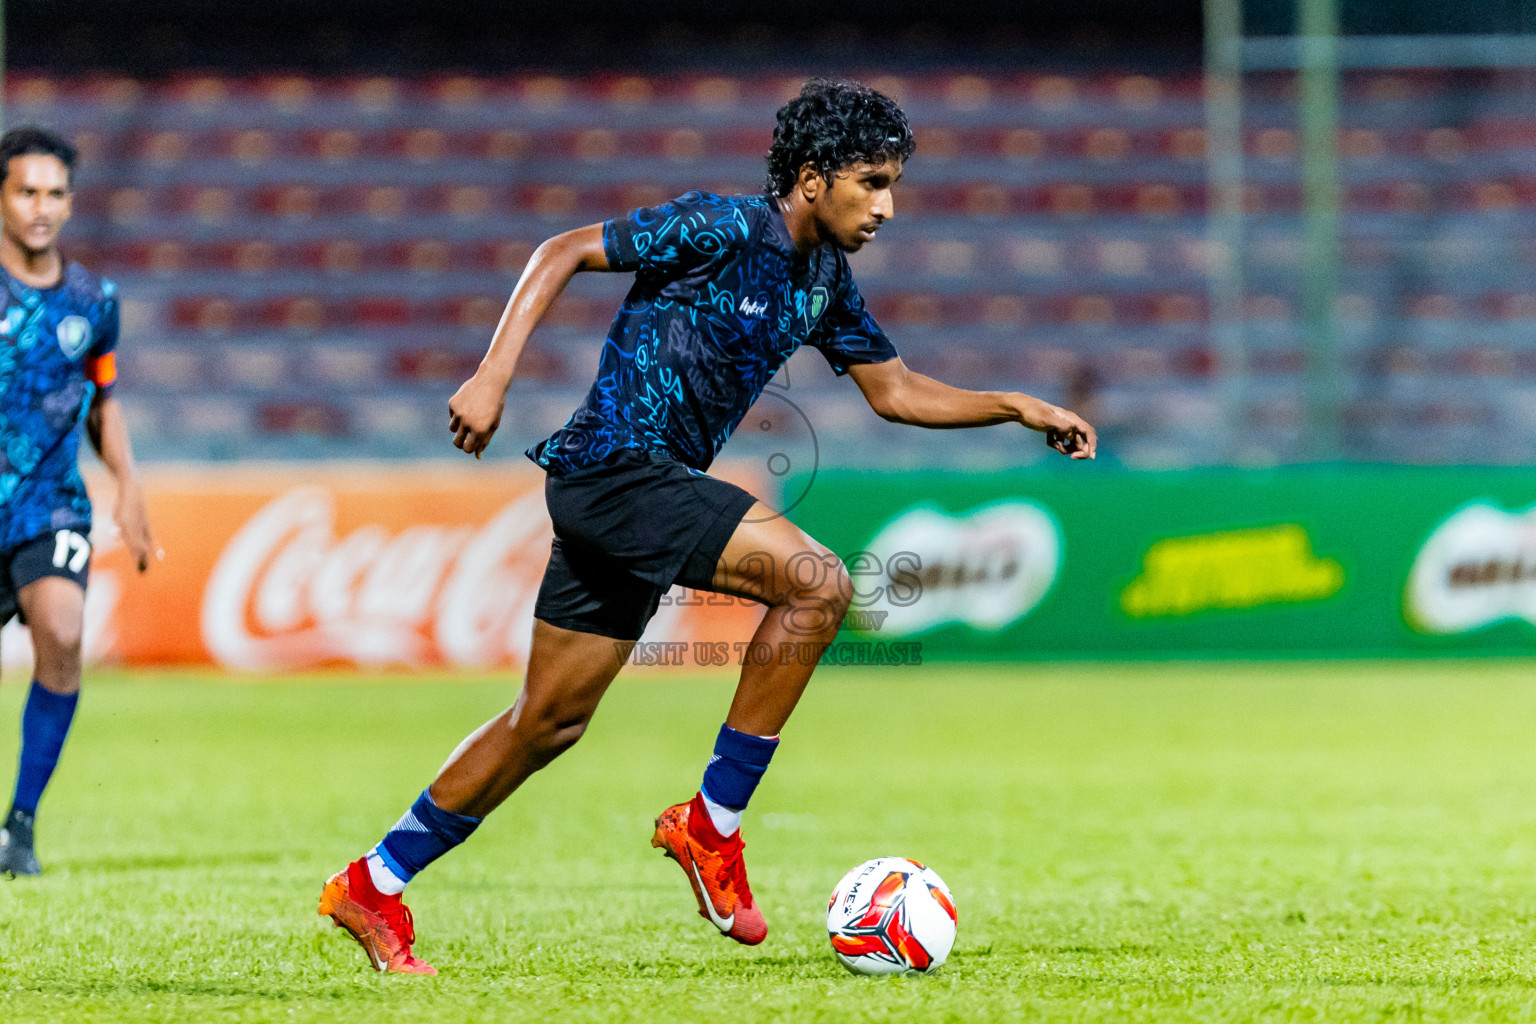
[201,487,554,669]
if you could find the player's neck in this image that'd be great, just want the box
[775,194,825,256]
[0,235,62,289]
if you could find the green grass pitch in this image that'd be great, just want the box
[0,661,1535,1023]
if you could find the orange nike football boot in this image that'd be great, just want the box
[318,858,437,975]
[651,793,767,945]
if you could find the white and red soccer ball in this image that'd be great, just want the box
[827,857,957,975]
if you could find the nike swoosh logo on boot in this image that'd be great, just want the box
[688,855,735,933]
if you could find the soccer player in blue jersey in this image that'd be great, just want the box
[0,127,156,877]
[320,79,1095,973]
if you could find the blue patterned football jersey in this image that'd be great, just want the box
[527,191,898,474]
[0,262,119,552]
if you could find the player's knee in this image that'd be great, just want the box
[826,560,854,618]
[783,554,852,636]
[34,613,84,663]
[814,562,853,628]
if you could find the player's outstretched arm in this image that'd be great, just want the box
[846,357,1096,460]
[449,223,611,458]
[86,395,158,571]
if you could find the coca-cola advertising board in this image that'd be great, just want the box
[21,463,1536,668]
[7,464,766,672]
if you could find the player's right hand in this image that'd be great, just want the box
[113,476,159,573]
[448,373,507,458]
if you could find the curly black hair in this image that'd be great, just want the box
[0,126,77,186]
[765,79,915,197]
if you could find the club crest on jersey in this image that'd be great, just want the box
[800,286,830,334]
[56,316,92,360]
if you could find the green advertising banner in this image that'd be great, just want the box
[786,466,1536,659]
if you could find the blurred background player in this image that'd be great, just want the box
[317,79,1096,974]
[0,127,156,877]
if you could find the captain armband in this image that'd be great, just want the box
[86,352,117,393]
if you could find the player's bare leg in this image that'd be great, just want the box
[710,502,852,733]
[19,576,85,696]
[320,620,627,973]
[1,576,86,877]
[430,621,631,817]
[653,501,852,945]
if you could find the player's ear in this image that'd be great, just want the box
[796,162,823,201]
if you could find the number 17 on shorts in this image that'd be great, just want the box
[51,530,91,575]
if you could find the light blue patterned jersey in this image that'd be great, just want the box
[528,191,898,474]
[0,262,119,552]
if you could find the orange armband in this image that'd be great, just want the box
[86,352,117,389]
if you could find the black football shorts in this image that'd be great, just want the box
[0,529,93,626]
[534,449,759,641]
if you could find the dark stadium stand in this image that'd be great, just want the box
[13,69,1535,466]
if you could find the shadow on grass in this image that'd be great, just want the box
[52,851,282,874]
[1,955,853,1004]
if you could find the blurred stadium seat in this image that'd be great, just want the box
[13,68,1533,464]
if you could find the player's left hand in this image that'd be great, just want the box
[114,477,159,573]
[1017,398,1097,461]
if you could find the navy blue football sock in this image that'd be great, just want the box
[700,725,779,812]
[368,789,482,893]
[11,681,78,816]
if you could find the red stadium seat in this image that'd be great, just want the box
[392,348,480,384]
[258,401,350,436]
[1461,348,1516,377]
[307,129,366,163]
[38,68,1536,465]
[347,76,401,113]
[9,76,59,108]
[256,74,321,112]
[353,298,413,329]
